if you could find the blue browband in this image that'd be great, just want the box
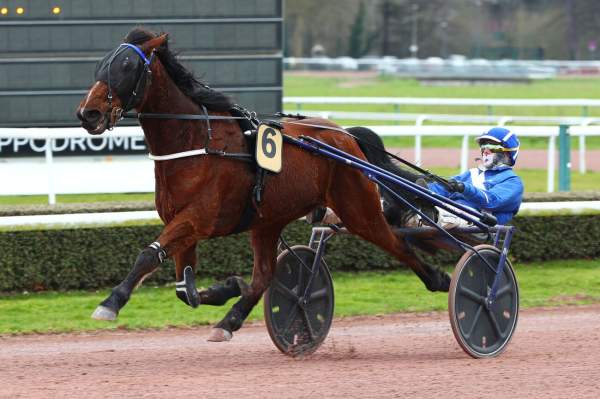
[119,43,154,65]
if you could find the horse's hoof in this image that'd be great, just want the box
[207,328,233,342]
[91,305,118,321]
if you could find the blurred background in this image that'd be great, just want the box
[287,0,593,60]
[1,0,600,205]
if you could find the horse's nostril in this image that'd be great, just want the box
[79,108,102,124]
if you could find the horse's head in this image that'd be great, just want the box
[76,33,167,135]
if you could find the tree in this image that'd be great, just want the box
[349,2,367,57]
[348,2,379,58]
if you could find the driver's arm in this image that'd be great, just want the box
[461,176,524,210]
[428,170,470,197]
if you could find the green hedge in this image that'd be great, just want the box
[1,214,599,293]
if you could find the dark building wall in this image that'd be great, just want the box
[0,0,283,128]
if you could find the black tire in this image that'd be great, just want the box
[449,244,519,358]
[263,245,334,357]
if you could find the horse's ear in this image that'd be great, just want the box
[141,34,168,54]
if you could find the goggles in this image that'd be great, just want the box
[480,143,507,153]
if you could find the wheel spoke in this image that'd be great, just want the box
[273,279,299,302]
[279,303,299,336]
[465,304,483,339]
[459,286,485,304]
[301,308,317,342]
[297,261,305,293]
[309,287,328,302]
[494,283,513,300]
[487,308,506,339]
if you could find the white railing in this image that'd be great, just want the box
[283,96,600,108]
[282,95,600,175]
[284,57,600,77]
[3,124,599,202]
[4,200,600,227]
[283,110,600,174]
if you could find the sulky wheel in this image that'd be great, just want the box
[449,244,519,358]
[264,245,334,357]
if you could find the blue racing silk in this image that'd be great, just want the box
[428,166,524,225]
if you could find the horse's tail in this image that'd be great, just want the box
[346,126,430,227]
[346,126,422,183]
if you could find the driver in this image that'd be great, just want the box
[426,127,524,228]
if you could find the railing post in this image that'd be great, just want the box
[498,117,511,126]
[580,107,589,174]
[414,115,426,166]
[460,133,469,173]
[547,135,555,193]
[45,138,56,205]
[394,104,400,125]
[558,124,571,192]
[579,132,586,174]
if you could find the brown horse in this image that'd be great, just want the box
[76,28,449,341]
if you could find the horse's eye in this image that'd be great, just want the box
[122,58,133,71]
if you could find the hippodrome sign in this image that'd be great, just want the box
[0,0,283,156]
[0,136,147,157]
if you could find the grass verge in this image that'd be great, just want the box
[1,258,598,334]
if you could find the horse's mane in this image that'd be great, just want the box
[124,28,234,112]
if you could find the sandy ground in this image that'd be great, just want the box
[1,305,600,399]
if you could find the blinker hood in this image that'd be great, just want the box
[94,43,153,111]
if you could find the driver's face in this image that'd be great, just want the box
[481,147,494,156]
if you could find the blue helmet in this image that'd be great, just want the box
[475,127,520,166]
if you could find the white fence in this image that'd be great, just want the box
[283,96,600,120]
[2,123,600,202]
[284,57,600,78]
[4,200,600,227]
[284,96,600,108]
[283,96,600,175]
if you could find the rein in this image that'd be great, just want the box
[120,107,257,162]
[122,108,451,189]
[121,111,250,121]
[284,120,452,189]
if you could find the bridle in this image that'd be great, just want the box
[103,43,155,128]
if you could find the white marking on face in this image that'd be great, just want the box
[81,81,105,110]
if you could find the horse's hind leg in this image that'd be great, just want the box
[173,243,246,307]
[208,225,282,342]
[328,172,450,292]
[173,244,201,308]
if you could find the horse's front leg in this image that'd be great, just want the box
[91,240,168,320]
[208,226,282,342]
[92,213,198,321]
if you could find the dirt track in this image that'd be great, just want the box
[2,305,600,399]
[389,147,600,171]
